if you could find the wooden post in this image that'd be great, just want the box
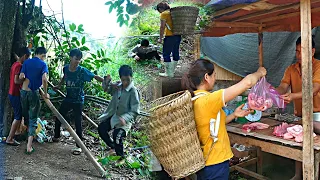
[257,147,263,175]
[194,34,201,60]
[48,81,99,128]
[258,27,263,67]
[300,0,314,179]
[39,89,105,177]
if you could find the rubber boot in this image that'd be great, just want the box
[159,62,174,78]
[172,61,178,76]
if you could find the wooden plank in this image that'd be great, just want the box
[232,0,320,22]
[232,2,300,22]
[259,6,320,23]
[230,158,258,172]
[301,0,315,179]
[211,21,266,28]
[228,118,282,128]
[212,0,264,18]
[234,166,270,180]
[229,133,303,161]
[213,62,243,81]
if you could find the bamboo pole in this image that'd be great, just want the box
[48,81,98,128]
[258,27,263,67]
[194,34,201,60]
[300,0,314,179]
[39,89,105,177]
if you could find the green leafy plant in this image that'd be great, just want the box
[197,5,214,30]
[105,0,140,27]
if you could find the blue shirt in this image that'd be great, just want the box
[21,57,48,91]
[63,65,95,103]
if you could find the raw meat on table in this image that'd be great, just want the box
[242,122,270,133]
[273,124,317,142]
[272,122,291,137]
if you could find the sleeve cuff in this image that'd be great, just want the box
[222,89,226,107]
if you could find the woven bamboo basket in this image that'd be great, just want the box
[145,91,205,179]
[171,6,199,35]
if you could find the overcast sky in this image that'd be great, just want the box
[36,0,125,39]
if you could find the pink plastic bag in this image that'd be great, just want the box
[248,77,285,111]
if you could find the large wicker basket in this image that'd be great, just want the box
[171,6,199,35]
[145,91,205,179]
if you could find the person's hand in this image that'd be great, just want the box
[234,104,253,118]
[281,93,293,104]
[134,55,140,61]
[52,86,60,92]
[111,81,121,90]
[119,117,126,126]
[158,38,163,44]
[257,67,267,77]
[104,75,111,82]
[43,93,50,99]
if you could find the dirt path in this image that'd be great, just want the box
[2,141,103,180]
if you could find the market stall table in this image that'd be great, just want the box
[227,118,320,180]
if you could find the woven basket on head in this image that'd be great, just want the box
[171,6,199,35]
[146,91,205,179]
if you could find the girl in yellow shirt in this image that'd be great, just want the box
[156,2,182,78]
[182,59,266,180]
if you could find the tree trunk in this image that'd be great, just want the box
[0,0,18,136]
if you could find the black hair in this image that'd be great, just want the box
[69,48,83,59]
[181,59,215,97]
[156,2,170,12]
[35,47,47,55]
[141,39,150,47]
[119,65,133,77]
[296,36,316,48]
[17,47,31,57]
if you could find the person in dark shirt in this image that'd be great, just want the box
[53,48,104,155]
[19,47,50,154]
[129,39,161,61]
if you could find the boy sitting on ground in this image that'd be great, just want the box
[98,65,140,165]
[129,39,161,61]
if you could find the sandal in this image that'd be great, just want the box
[25,147,35,155]
[6,140,20,146]
[72,147,82,155]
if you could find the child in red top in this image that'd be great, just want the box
[6,47,30,146]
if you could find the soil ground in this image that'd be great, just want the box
[2,141,104,180]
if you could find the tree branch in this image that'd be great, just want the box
[60,0,71,49]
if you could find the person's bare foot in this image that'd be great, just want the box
[290,175,302,180]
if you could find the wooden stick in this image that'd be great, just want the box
[211,21,266,28]
[300,0,314,179]
[39,89,105,177]
[258,29,263,67]
[48,81,98,128]
[234,165,269,180]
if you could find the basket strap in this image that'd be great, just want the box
[191,92,207,101]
